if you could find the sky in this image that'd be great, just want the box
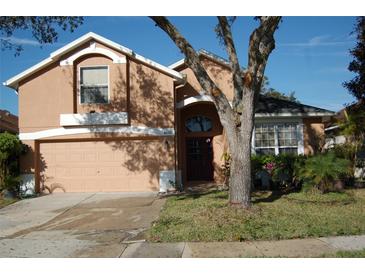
[0,16,358,115]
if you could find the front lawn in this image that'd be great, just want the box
[148,189,365,242]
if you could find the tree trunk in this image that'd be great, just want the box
[228,92,255,208]
[229,142,252,208]
[149,16,281,209]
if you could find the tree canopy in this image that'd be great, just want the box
[0,16,83,55]
[343,16,365,103]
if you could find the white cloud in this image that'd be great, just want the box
[1,36,40,46]
[278,34,354,47]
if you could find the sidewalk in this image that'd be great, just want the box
[119,235,365,258]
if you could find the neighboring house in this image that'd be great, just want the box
[324,102,365,179]
[3,32,334,194]
[324,108,348,149]
[0,109,18,134]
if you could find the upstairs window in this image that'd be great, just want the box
[254,123,300,155]
[185,116,212,132]
[80,66,109,104]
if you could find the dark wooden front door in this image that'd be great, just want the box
[186,137,214,181]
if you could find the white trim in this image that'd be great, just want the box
[324,125,340,132]
[168,58,185,69]
[78,65,110,104]
[3,57,54,91]
[60,46,126,66]
[4,32,184,90]
[297,123,305,155]
[176,94,214,108]
[255,112,333,118]
[60,112,128,126]
[19,126,175,140]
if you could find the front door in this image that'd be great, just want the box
[186,137,213,181]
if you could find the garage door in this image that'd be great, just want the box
[39,140,164,192]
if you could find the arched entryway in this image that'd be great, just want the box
[177,101,224,188]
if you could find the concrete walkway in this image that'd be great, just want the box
[119,235,365,258]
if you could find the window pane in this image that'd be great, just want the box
[81,86,108,104]
[185,116,212,132]
[278,124,298,147]
[81,67,108,85]
[279,147,298,155]
[80,66,108,104]
[255,124,275,147]
[256,148,275,155]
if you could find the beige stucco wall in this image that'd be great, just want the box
[129,59,175,128]
[17,39,177,189]
[176,56,234,103]
[303,117,325,155]
[18,39,176,133]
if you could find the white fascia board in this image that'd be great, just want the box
[19,126,175,141]
[4,32,184,90]
[3,57,54,90]
[168,59,185,69]
[60,112,128,126]
[254,112,334,118]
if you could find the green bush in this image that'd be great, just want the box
[296,152,351,193]
[251,154,306,190]
[0,132,25,193]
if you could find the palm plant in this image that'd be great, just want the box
[297,152,351,193]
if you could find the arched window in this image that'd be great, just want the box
[185,116,212,132]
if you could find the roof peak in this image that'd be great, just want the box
[4,32,183,90]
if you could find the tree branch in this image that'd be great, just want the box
[150,16,235,128]
[247,16,281,94]
[217,17,244,110]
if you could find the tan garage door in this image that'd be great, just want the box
[39,140,166,192]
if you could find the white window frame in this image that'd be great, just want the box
[252,118,304,155]
[79,65,110,105]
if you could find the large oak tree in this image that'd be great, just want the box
[150,16,281,208]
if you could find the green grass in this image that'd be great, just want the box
[147,189,365,242]
[321,249,365,258]
[0,197,17,209]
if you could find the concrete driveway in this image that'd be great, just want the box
[0,192,165,257]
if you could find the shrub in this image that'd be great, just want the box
[0,132,25,194]
[296,152,351,193]
[251,153,305,190]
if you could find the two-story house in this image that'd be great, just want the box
[3,32,334,194]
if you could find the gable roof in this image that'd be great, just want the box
[4,32,184,91]
[256,95,334,117]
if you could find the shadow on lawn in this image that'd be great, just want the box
[166,188,298,204]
